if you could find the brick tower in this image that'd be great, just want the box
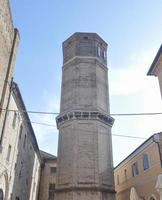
[55,32,115,200]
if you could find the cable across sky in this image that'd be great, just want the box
[1,108,162,116]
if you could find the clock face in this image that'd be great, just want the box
[0,189,3,200]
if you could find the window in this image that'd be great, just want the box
[97,46,101,57]
[12,112,17,129]
[124,169,127,181]
[50,167,57,175]
[19,125,23,140]
[102,192,108,200]
[150,197,156,200]
[14,163,17,170]
[149,194,157,200]
[117,175,119,185]
[6,145,11,161]
[143,154,150,170]
[19,161,23,178]
[83,36,88,40]
[103,50,106,59]
[132,162,139,176]
[48,184,55,200]
[0,189,3,200]
[23,135,26,149]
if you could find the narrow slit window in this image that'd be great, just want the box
[12,112,17,129]
[6,145,11,161]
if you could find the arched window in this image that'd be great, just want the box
[143,154,150,170]
[0,189,4,200]
[148,194,157,200]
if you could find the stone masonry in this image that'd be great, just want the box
[0,0,19,142]
[55,32,115,200]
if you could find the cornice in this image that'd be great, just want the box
[56,110,114,128]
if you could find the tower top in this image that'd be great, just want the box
[63,32,108,65]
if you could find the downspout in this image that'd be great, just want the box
[0,28,19,118]
[0,78,14,146]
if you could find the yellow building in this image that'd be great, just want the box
[114,132,162,200]
[39,150,57,200]
[147,44,162,97]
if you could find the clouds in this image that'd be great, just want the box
[109,48,162,165]
[28,47,162,165]
[109,48,158,96]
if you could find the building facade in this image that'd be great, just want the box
[147,44,162,97]
[0,1,59,200]
[0,82,41,200]
[55,32,115,200]
[114,133,162,200]
[0,0,19,143]
[39,151,57,200]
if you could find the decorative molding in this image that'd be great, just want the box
[55,186,115,193]
[63,56,107,71]
[56,110,114,128]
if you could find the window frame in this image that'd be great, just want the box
[143,153,150,170]
[12,112,17,129]
[132,162,139,176]
[48,183,55,200]
[50,167,57,175]
[6,144,11,161]
[0,189,4,200]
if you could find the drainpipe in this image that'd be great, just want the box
[0,28,19,118]
[0,78,14,147]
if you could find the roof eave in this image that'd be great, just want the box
[147,44,162,76]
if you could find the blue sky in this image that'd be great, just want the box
[10,0,162,166]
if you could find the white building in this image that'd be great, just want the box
[0,82,41,200]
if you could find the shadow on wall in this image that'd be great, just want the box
[10,124,35,200]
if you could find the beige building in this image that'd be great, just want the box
[147,44,162,97]
[114,132,162,200]
[0,0,19,142]
[39,150,57,200]
[0,82,41,200]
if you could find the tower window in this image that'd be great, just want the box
[103,50,106,59]
[68,40,72,45]
[83,36,88,40]
[97,46,101,57]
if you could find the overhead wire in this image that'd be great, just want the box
[0,108,158,140]
[1,108,162,116]
[29,121,147,140]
